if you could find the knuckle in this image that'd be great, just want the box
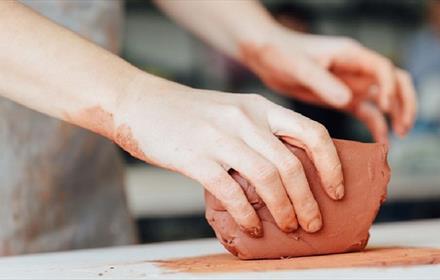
[248,93,267,103]
[254,162,279,185]
[280,156,303,177]
[203,170,229,190]
[398,69,411,81]
[381,58,393,72]
[310,122,330,145]
[341,37,360,48]
[224,104,243,117]
[223,104,251,123]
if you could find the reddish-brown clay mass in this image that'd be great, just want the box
[205,139,390,260]
[156,247,440,273]
[66,106,147,161]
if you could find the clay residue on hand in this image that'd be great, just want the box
[114,124,148,162]
[65,106,115,139]
[65,106,147,162]
[155,247,440,274]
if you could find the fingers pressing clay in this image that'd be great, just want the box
[241,131,322,233]
[193,161,263,238]
[267,107,344,201]
[214,139,298,233]
[205,139,391,260]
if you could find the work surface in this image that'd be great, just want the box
[1,219,440,279]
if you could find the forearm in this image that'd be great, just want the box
[154,0,279,57]
[0,1,166,139]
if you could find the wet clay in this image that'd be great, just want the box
[156,247,440,273]
[65,106,148,161]
[205,139,390,259]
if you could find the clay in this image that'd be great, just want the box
[156,247,440,273]
[205,139,390,260]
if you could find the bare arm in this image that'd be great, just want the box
[154,0,275,57]
[0,1,144,130]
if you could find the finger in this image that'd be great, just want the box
[393,69,417,136]
[214,138,298,233]
[267,107,344,200]
[352,102,389,144]
[290,56,352,107]
[335,44,397,111]
[241,130,322,233]
[333,70,376,102]
[188,160,263,237]
[255,48,352,107]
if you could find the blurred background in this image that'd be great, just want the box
[118,0,440,243]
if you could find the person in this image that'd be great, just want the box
[0,0,416,255]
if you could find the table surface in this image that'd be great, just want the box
[1,219,440,279]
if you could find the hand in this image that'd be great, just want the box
[238,27,417,144]
[114,76,344,237]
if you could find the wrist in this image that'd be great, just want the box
[235,23,306,67]
[112,70,191,136]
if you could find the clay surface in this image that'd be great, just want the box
[205,139,390,259]
[156,247,440,273]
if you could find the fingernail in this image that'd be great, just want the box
[335,183,344,200]
[307,218,322,233]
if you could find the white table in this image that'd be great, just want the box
[1,219,440,279]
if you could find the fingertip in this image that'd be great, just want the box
[274,210,298,233]
[392,122,408,138]
[306,216,322,233]
[283,219,299,233]
[329,86,352,107]
[335,182,345,200]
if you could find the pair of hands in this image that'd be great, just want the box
[118,27,416,237]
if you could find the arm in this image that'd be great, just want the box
[0,1,344,235]
[0,1,132,127]
[155,0,417,144]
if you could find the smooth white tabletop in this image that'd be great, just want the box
[1,219,440,279]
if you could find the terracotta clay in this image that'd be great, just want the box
[205,139,390,260]
[156,247,440,273]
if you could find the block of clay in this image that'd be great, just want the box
[205,139,390,260]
